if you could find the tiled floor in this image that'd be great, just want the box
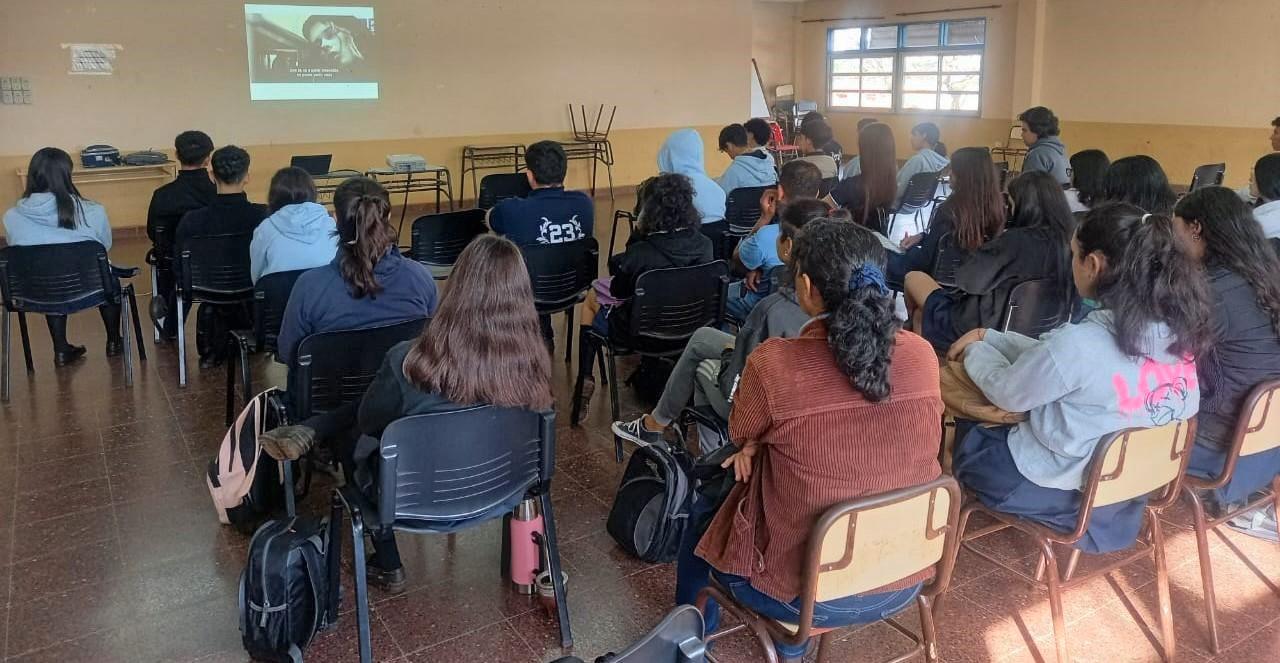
[1,196,1278,662]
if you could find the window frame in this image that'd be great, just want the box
[825,19,987,116]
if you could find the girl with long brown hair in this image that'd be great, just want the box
[829,122,897,233]
[353,235,554,590]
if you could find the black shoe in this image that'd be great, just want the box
[105,338,123,357]
[53,345,86,367]
[363,562,407,594]
[199,354,224,369]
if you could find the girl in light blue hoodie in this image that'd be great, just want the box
[250,167,339,283]
[658,129,726,225]
[2,147,120,365]
[895,122,950,204]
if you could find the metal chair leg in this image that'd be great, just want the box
[127,286,146,361]
[16,311,32,373]
[2,308,10,403]
[597,347,609,387]
[1150,514,1177,661]
[225,340,237,427]
[570,334,590,427]
[120,294,134,388]
[539,491,573,648]
[918,593,941,663]
[563,308,574,364]
[282,460,297,518]
[350,513,373,663]
[240,345,252,414]
[1187,489,1221,653]
[151,264,161,343]
[1040,543,1070,663]
[605,350,621,423]
[176,295,188,387]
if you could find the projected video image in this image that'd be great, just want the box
[245,4,378,101]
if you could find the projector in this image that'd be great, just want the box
[387,154,428,172]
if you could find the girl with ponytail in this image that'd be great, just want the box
[948,202,1211,553]
[682,220,944,663]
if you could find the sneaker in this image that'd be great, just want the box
[1227,504,1280,543]
[611,416,667,447]
[259,425,317,461]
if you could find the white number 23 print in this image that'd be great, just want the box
[537,215,585,244]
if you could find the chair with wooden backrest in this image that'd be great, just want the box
[1180,379,1280,655]
[696,476,963,663]
[955,420,1196,663]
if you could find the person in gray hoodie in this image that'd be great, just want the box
[250,167,339,283]
[2,147,121,365]
[1018,106,1070,186]
[949,202,1211,553]
[714,123,777,194]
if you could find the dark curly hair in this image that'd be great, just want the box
[791,219,900,401]
[1102,155,1176,215]
[210,145,250,185]
[637,173,701,234]
[1018,106,1060,137]
[1175,187,1280,336]
[1076,202,1212,358]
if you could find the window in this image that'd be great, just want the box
[827,19,986,114]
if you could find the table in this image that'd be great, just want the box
[313,170,366,205]
[460,144,526,203]
[365,166,454,238]
[16,161,176,187]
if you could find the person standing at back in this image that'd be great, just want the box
[147,130,216,340]
[715,123,777,194]
[173,145,268,368]
[488,140,594,246]
[1018,106,1070,186]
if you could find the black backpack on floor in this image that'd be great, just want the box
[607,442,694,563]
[240,516,341,662]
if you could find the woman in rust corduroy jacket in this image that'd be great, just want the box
[677,219,944,662]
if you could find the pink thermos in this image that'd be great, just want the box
[509,498,545,594]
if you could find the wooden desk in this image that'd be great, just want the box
[15,162,177,187]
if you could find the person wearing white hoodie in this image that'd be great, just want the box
[895,122,950,204]
[714,123,776,194]
[250,167,339,283]
[1253,153,1280,250]
[2,147,120,365]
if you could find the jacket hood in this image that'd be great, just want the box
[13,192,71,227]
[1256,200,1280,239]
[732,151,777,179]
[267,202,334,243]
[1032,136,1066,156]
[915,148,951,171]
[658,129,709,176]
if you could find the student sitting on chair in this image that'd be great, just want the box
[1065,149,1109,214]
[1172,187,1280,540]
[3,147,120,366]
[573,173,713,413]
[794,120,839,180]
[895,122,949,204]
[799,111,843,160]
[1017,106,1070,186]
[488,140,594,245]
[829,122,897,234]
[1238,117,1280,202]
[658,129,726,225]
[891,147,1005,290]
[905,170,1073,353]
[250,167,338,283]
[1250,153,1280,246]
[1098,155,1176,216]
[174,145,269,368]
[678,219,943,663]
[610,200,826,453]
[743,117,773,152]
[947,202,1209,553]
[726,162,822,320]
[147,130,216,340]
[260,177,438,467]
[714,123,776,194]
[840,117,879,180]
[350,235,554,592]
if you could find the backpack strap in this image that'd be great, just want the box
[287,644,304,663]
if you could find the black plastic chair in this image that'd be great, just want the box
[547,605,705,663]
[331,406,571,662]
[409,209,488,280]
[890,171,941,239]
[725,185,774,234]
[477,173,532,210]
[1001,278,1072,338]
[223,269,306,426]
[145,224,174,342]
[0,241,146,402]
[700,222,750,265]
[818,177,839,198]
[932,232,963,288]
[521,238,599,363]
[571,261,730,446]
[176,233,254,387]
[1189,163,1226,192]
[609,209,636,256]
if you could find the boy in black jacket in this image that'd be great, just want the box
[146,130,216,340]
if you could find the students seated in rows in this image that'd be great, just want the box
[678,219,943,663]
[1251,153,1280,246]
[948,203,1208,552]
[714,123,776,194]
[1100,154,1176,215]
[840,117,878,179]
[795,120,839,179]
[174,145,268,368]
[250,167,337,283]
[574,174,714,411]
[1236,117,1280,202]
[906,170,1073,352]
[261,177,438,464]
[351,235,554,591]
[895,122,949,204]
[800,111,843,159]
[744,117,773,153]
[612,199,825,451]
[726,161,822,319]
[3,148,119,366]
[1018,106,1069,186]
[147,130,215,340]
[1065,149,1109,214]
[830,122,897,234]
[890,147,1005,290]
[1172,187,1280,540]
[489,140,593,245]
[658,129,726,225]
